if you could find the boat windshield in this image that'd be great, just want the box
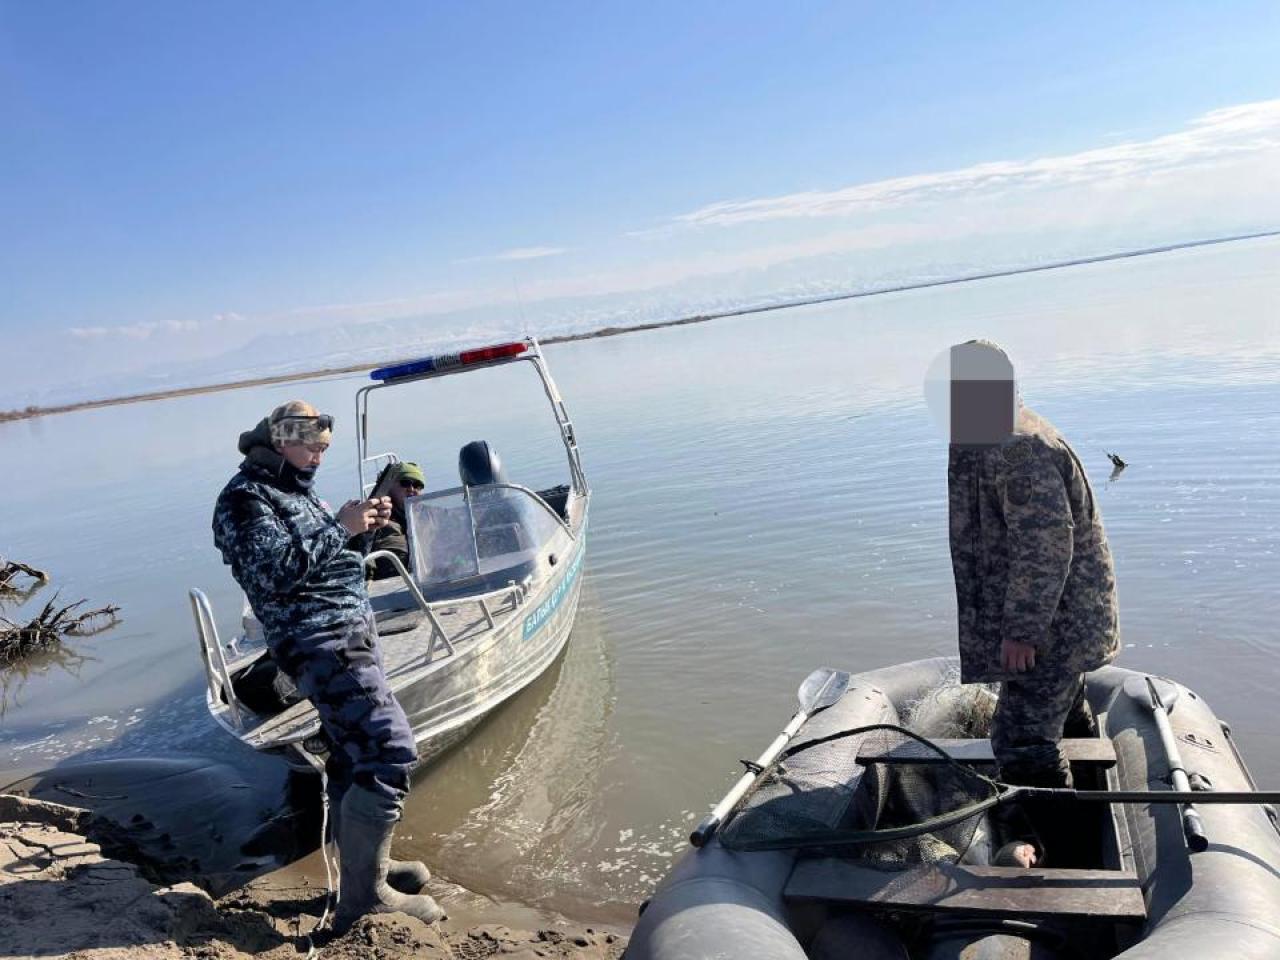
[405,484,569,594]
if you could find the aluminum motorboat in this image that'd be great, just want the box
[190,338,589,772]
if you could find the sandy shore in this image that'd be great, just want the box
[0,794,628,959]
[3,229,1273,425]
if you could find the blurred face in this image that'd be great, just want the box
[924,341,1017,448]
[280,441,329,470]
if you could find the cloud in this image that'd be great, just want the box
[454,245,569,263]
[68,326,111,339]
[56,100,1280,352]
[68,318,202,341]
[665,99,1280,228]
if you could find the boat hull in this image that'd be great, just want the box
[205,521,587,775]
[393,532,586,765]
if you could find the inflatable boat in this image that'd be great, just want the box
[626,658,1280,959]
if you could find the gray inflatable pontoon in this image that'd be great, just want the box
[626,658,1280,960]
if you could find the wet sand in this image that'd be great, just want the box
[3,229,1274,424]
[0,793,627,959]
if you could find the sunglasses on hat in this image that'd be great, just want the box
[277,414,335,431]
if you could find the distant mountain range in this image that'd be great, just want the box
[5,228,1277,416]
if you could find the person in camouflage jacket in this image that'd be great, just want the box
[212,400,444,930]
[945,342,1120,790]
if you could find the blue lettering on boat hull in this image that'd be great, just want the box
[522,546,585,641]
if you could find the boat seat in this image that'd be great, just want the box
[242,698,321,749]
[785,858,1146,921]
[857,737,1116,768]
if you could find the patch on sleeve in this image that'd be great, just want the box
[1001,440,1031,464]
[1006,475,1033,507]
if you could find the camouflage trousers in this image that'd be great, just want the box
[274,612,418,802]
[990,671,1095,789]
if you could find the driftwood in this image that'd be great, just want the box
[0,596,121,665]
[0,559,49,591]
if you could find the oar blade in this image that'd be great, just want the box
[798,668,850,714]
[1122,674,1181,711]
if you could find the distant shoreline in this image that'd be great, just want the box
[4,228,1276,424]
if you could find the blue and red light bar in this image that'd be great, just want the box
[370,341,530,383]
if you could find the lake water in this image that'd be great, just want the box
[1,236,1278,924]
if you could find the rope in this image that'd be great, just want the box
[303,769,340,958]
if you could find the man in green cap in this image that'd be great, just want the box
[358,461,427,580]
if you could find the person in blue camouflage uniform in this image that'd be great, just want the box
[944,342,1120,792]
[212,400,444,931]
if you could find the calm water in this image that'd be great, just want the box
[1,236,1279,923]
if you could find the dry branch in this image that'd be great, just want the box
[1,559,50,590]
[0,596,121,665]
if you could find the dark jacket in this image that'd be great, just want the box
[353,506,411,581]
[948,406,1120,683]
[212,420,368,647]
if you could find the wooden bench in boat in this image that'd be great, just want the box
[857,737,1116,768]
[243,698,321,749]
[785,857,1146,921]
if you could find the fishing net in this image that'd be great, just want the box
[718,724,1005,865]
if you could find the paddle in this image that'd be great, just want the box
[1137,675,1206,850]
[1021,788,1280,804]
[690,667,851,848]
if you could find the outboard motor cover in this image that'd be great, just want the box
[459,440,507,487]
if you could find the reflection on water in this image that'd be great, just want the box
[0,644,96,722]
[408,585,620,913]
[0,581,121,722]
[1,236,1278,923]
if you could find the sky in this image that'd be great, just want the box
[2,2,1279,404]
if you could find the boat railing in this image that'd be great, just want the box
[448,576,534,625]
[355,338,588,500]
[365,550,456,663]
[359,451,400,496]
[190,587,246,732]
[191,548,533,729]
[366,549,534,660]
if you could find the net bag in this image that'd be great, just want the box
[718,724,1004,866]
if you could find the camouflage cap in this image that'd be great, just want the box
[268,400,333,448]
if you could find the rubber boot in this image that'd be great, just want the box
[328,795,431,894]
[1063,693,1099,739]
[332,785,445,933]
[996,762,1072,867]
